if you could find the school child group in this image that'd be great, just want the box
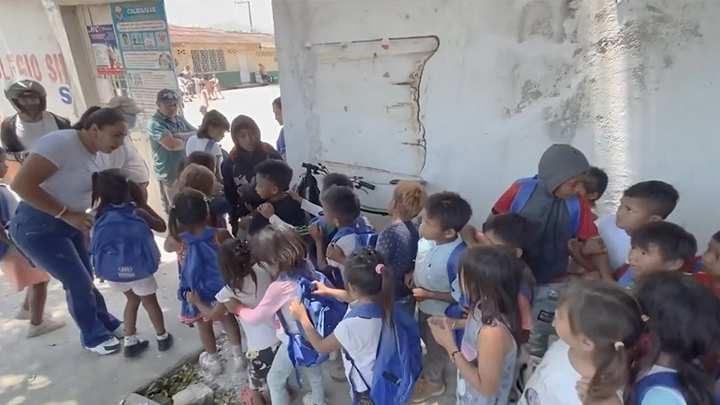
[2,96,720,405]
[118,132,719,405]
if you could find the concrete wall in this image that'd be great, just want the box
[273,0,720,244]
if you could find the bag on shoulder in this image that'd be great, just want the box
[90,205,160,282]
[178,227,225,302]
[277,267,348,368]
[326,222,378,288]
[343,302,422,405]
[634,371,720,405]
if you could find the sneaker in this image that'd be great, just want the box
[157,333,174,352]
[199,351,224,376]
[111,324,124,339]
[411,379,445,403]
[27,318,66,338]
[123,338,150,358]
[84,337,121,355]
[302,393,327,405]
[15,307,30,321]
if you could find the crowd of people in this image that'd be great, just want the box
[0,81,719,405]
[178,65,224,114]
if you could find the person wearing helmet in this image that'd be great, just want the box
[1,79,71,162]
[100,96,150,201]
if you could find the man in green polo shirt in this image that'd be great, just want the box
[146,89,196,213]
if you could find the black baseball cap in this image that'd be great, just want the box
[156,89,179,105]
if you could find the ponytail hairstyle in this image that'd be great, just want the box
[560,280,644,404]
[345,247,395,322]
[197,110,229,140]
[73,106,125,131]
[217,238,256,295]
[168,188,209,241]
[177,163,216,196]
[249,225,307,277]
[91,168,130,210]
[634,272,720,405]
[459,246,523,346]
[392,181,426,219]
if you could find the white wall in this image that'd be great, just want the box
[274,0,720,244]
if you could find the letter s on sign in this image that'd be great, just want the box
[59,86,72,105]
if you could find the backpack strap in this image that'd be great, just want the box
[635,372,680,403]
[204,139,216,153]
[565,195,581,239]
[49,112,72,130]
[446,241,467,285]
[343,303,383,399]
[509,177,539,214]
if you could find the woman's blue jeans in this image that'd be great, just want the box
[10,203,121,348]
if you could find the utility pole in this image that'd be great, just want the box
[234,0,254,31]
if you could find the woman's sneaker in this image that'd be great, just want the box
[85,337,121,355]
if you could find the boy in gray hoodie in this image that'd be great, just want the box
[490,144,605,357]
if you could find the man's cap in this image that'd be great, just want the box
[108,96,142,114]
[156,89,179,105]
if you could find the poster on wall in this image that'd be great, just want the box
[111,0,178,114]
[87,25,123,75]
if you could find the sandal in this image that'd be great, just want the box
[239,388,267,405]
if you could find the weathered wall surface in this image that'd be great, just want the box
[275,0,720,243]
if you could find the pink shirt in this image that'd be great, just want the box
[236,279,295,325]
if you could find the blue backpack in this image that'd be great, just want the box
[327,222,377,288]
[178,227,225,303]
[277,266,348,368]
[90,205,160,283]
[509,176,581,238]
[343,302,422,405]
[444,242,468,347]
[634,371,720,405]
[204,139,230,161]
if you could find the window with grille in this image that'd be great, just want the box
[191,49,226,73]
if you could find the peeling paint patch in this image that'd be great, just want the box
[544,78,589,143]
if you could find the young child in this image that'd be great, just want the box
[583,166,609,216]
[90,169,172,357]
[633,272,720,405]
[310,185,365,287]
[0,147,65,338]
[376,181,425,309]
[185,110,229,180]
[411,191,472,402]
[520,280,644,405]
[490,144,606,358]
[249,159,306,234]
[618,221,696,289]
[597,180,679,272]
[695,230,720,296]
[291,247,421,405]
[199,81,210,116]
[187,238,279,404]
[273,97,285,159]
[233,225,327,405]
[168,189,243,375]
[428,246,523,405]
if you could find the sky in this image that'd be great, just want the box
[165,0,275,33]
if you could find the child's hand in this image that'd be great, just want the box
[582,237,607,256]
[412,287,433,301]
[287,190,302,203]
[428,316,456,351]
[186,291,201,304]
[258,203,275,219]
[311,281,331,296]
[238,215,252,231]
[289,299,308,320]
[309,223,323,242]
[575,377,590,403]
[327,244,346,263]
[460,225,489,247]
